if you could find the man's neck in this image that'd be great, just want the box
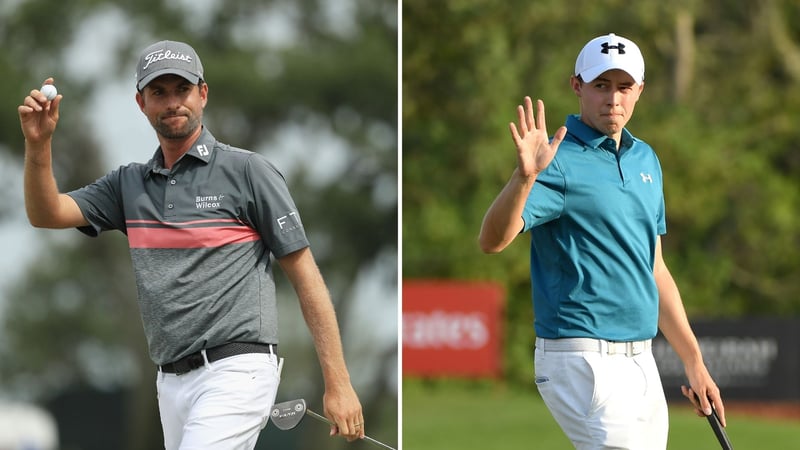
[158,126,203,169]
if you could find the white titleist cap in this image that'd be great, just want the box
[574,33,644,84]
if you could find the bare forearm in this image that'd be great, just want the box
[23,139,74,228]
[479,97,566,253]
[653,238,724,421]
[286,253,364,438]
[478,168,535,253]
[19,83,78,228]
[280,249,352,390]
[656,268,702,368]
[297,280,352,390]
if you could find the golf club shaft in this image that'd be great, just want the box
[706,409,733,450]
[306,409,396,450]
[693,393,733,450]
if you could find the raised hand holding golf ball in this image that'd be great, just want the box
[40,84,57,101]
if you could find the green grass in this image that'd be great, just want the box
[402,380,800,449]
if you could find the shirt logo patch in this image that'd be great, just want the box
[276,211,302,232]
[640,172,653,183]
[196,194,224,209]
[196,144,210,156]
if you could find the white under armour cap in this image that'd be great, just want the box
[574,33,644,84]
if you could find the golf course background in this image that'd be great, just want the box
[403,380,800,449]
[403,1,800,448]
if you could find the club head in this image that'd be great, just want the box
[271,398,397,450]
[270,398,308,431]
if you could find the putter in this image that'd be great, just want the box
[270,398,396,450]
[693,393,733,450]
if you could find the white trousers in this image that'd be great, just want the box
[534,344,668,450]
[156,353,281,450]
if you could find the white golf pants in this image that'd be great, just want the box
[156,353,281,450]
[534,339,668,450]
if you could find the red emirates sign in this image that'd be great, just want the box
[403,281,504,378]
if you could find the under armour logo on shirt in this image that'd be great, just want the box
[601,42,626,54]
[640,172,653,183]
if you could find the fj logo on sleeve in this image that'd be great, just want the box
[640,172,653,183]
[276,212,302,232]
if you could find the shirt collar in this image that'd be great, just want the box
[145,127,217,177]
[565,114,635,153]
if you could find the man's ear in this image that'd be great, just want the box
[135,91,145,112]
[569,75,582,97]
[199,82,209,107]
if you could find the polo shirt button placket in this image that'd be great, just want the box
[165,176,178,217]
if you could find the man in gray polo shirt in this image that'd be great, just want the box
[18,40,364,449]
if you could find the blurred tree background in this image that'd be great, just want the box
[404,0,800,386]
[0,0,397,449]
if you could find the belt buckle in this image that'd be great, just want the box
[625,342,634,357]
[605,340,623,356]
[186,353,205,372]
[172,353,204,375]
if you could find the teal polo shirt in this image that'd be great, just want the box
[68,127,309,365]
[522,114,666,341]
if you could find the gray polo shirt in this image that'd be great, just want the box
[68,127,309,365]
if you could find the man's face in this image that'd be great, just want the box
[136,74,208,140]
[571,69,643,139]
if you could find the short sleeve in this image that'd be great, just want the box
[67,169,126,236]
[243,153,310,258]
[521,159,567,233]
[656,169,667,235]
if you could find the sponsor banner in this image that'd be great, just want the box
[654,317,800,400]
[403,281,504,378]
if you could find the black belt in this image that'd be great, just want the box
[159,342,277,375]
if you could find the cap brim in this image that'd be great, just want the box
[137,68,201,90]
[579,64,642,84]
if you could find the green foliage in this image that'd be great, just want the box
[0,234,142,394]
[403,0,800,385]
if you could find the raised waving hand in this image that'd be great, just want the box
[478,97,567,253]
[508,96,566,178]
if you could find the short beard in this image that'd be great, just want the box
[154,113,202,140]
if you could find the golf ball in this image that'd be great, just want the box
[41,84,57,101]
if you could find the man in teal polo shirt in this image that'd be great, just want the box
[19,40,364,449]
[479,33,726,449]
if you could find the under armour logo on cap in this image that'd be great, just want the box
[600,42,626,54]
[574,33,644,84]
[136,40,204,90]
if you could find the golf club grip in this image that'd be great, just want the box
[306,409,397,450]
[706,408,733,450]
[693,393,732,450]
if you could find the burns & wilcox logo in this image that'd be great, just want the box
[196,194,224,209]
